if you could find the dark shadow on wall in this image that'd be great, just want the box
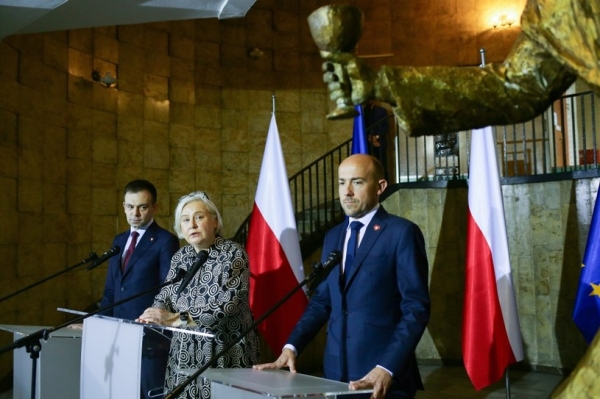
[427,187,468,362]
[555,182,590,371]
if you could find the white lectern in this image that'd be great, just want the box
[80,316,145,399]
[179,368,372,399]
[80,315,214,399]
[0,324,82,399]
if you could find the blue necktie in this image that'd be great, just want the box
[344,221,363,283]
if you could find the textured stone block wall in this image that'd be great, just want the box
[0,0,532,380]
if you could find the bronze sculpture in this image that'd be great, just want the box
[308,1,600,137]
[307,5,363,119]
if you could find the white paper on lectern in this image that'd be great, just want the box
[80,316,143,399]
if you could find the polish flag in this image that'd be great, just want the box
[462,126,524,389]
[247,113,307,353]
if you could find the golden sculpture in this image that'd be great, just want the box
[550,330,600,398]
[307,1,600,137]
[307,5,363,119]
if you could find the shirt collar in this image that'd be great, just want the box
[131,219,154,234]
[347,204,379,230]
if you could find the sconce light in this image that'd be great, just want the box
[91,70,117,88]
[493,14,515,28]
[248,47,264,59]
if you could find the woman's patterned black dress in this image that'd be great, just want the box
[153,236,260,399]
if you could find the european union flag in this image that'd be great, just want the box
[351,104,368,155]
[573,192,600,343]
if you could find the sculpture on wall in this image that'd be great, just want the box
[308,0,600,137]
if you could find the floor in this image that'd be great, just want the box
[416,364,566,399]
[0,365,566,399]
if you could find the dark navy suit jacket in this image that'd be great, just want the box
[287,206,430,397]
[100,220,180,320]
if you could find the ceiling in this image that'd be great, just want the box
[0,0,257,41]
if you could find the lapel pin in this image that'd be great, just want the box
[374,224,381,231]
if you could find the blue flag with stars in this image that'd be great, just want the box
[351,104,368,155]
[573,191,600,343]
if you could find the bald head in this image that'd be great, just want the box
[339,154,385,180]
[338,154,387,218]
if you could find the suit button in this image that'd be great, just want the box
[121,287,125,291]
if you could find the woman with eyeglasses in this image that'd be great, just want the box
[137,191,260,399]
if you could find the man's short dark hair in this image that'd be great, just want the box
[124,180,158,204]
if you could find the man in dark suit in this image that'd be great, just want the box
[100,179,180,399]
[255,155,430,399]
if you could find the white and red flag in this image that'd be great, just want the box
[247,113,307,353]
[462,126,524,389]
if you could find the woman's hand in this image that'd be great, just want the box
[136,307,175,326]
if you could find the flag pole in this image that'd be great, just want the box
[479,47,486,68]
[272,93,276,114]
[480,47,512,399]
[505,368,511,399]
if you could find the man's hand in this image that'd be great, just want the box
[349,367,393,399]
[252,348,297,372]
[67,323,83,330]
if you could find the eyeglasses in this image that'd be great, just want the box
[178,191,210,202]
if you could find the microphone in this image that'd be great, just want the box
[176,250,209,296]
[82,252,99,264]
[173,267,187,283]
[320,250,342,273]
[86,246,120,271]
[307,250,342,294]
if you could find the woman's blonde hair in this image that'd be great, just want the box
[173,191,223,239]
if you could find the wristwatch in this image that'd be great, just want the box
[179,311,189,327]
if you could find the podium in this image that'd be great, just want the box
[80,316,146,398]
[81,315,214,399]
[177,368,372,399]
[0,324,82,399]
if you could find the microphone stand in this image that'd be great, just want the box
[0,268,187,399]
[0,252,99,303]
[164,251,341,399]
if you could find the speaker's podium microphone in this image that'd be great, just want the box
[86,246,120,271]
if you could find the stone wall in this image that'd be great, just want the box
[0,2,351,380]
[382,178,597,371]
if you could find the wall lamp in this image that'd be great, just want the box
[248,47,264,59]
[91,70,117,88]
[493,14,516,28]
